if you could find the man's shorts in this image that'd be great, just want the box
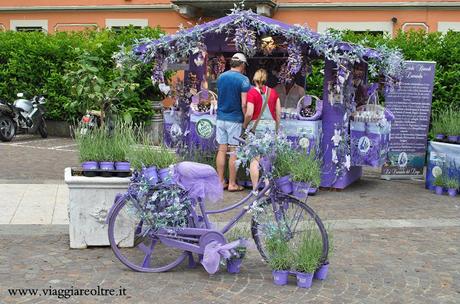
[216,120,242,146]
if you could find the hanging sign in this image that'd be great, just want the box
[381,61,436,179]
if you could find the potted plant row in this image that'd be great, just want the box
[431,109,460,144]
[266,223,333,288]
[75,123,135,177]
[434,175,459,197]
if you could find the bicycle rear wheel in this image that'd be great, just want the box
[251,193,329,264]
[108,195,191,272]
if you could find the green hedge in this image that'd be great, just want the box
[0,27,163,122]
[0,28,458,122]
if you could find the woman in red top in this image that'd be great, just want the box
[243,69,281,191]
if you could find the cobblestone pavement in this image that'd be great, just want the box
[0,225,459,304]
[0,135,79,182]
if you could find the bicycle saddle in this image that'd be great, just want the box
[174,162,223,203]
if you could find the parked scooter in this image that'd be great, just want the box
[0,93,48,142]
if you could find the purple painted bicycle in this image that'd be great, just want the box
[107,160,328,273]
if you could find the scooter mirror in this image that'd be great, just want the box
[17,93,24,98]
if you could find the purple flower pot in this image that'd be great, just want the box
[309,187,318,195]
[143,166,159,185]
[447,135,458,143]
[314,263,329,280]
[226,258,243,274]
[448,188,458,197]
[159,167,172,184]
[275,175,293,194]
[435,186,444,195]
[296,272,314,288]
[99,161,115,171]
[272,270,289,286]
[435,134,445,140]
[292,181,310,199]
[81,161,98,170]
[115,161,131,171]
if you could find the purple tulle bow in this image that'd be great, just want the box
[202,239,247,274]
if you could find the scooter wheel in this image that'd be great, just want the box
[0,115,16,142]
[38,117,48,138]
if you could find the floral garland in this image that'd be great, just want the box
[115,8,405,95]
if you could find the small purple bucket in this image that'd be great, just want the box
[314,263,329,280]
[272,270,289,286]
[143,166,159,185]
[435,186,444,195]
[435,134,445,140]
[158,167,172,183]
[275,175,293,194]
[296,272,314,288]
[447,135,458,143]
[448,188,458,197]
[81,161,98,170]
[115,161,131,171]
[99,161,115,171]
[292,181,310,199]
[226,258,243,274]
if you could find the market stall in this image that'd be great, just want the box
[118,9,404,189]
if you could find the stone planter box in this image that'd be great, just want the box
[46,120,72,137]
[64,167,133,249]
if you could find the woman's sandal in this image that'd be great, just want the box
[227,185,245,192]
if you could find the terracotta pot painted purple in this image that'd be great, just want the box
[296,272,314,288]
[81,161,98,170]
[314,263,329,280]
[435,186,444,195]
[292,181,310,199]
[158,167,172,183]
[447,135,458,143]
[448,188,458,197]
[143,166,159,185]
[226,258,243,274]
[99,161,115,171]
[275,175,293,194]
[115,161,131,171]
[272,270,289,286]
[435,134,445,140]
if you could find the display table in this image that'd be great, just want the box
[164,110,322,153]
[426,141,460,190]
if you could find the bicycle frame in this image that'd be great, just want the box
[156,179,276,255]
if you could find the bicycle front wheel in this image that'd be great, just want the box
[251,193,329,264]
[108,195,189,272]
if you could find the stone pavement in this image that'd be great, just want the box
[1,135,460,303]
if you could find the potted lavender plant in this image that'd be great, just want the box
[445,178,459,197]
[266,224,292,286]
[225,227,249,274]
[273,149,295,194]
[290,149,321,199]
[433,175,444,195]
[293,233,322,288]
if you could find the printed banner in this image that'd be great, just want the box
[425,141,460,190]
[381,61,436,179]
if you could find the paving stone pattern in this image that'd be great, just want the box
[0,227,459,304]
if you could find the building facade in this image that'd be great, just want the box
[0,1,460,35]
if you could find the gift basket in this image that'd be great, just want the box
[296,95,323,121]
[350,92,394,167]
[190,90,218,116]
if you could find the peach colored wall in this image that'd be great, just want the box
[0,11,188,33]
[1,0,460,5]
[273,9,460,33]
[0,3,460,34]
